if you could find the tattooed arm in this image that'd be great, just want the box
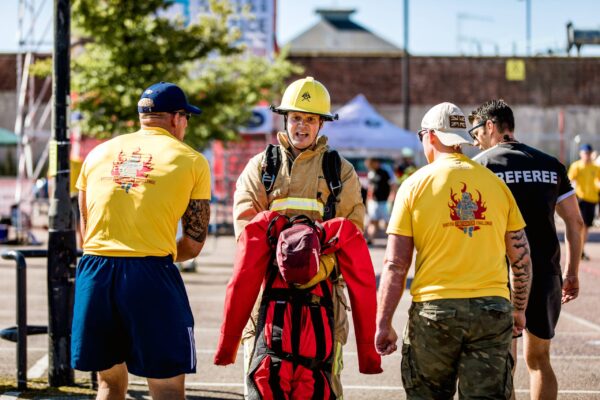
[176,199,210,262]
[505,229,532,337]
[78,190,87,240]
[376,234,414,356]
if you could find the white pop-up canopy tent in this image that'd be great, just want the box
[320,94,422,158]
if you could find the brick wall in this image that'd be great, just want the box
[289,55,600,106]
[0,53,52,99]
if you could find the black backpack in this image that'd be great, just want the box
[261,144,342,221]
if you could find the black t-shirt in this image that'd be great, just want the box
[474,142,574,276]
[368,168,391,201]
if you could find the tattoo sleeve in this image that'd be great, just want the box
[182,199,210,243]
[505,229,532,311]
[78,190,87,237]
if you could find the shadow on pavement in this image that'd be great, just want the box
[0,380,96,399]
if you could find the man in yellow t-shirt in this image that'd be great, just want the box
[71,82,211,399]
[568,143,600,260]
[375,102,532,399]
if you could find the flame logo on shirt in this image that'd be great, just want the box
[110,148,154,193]
[446,183,489,237]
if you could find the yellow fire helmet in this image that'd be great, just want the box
[271,76,338,121]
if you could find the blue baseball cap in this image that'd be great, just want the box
[580,143,593,152]
[137,82,202,115]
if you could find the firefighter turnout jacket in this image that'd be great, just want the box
[233,132,365,239]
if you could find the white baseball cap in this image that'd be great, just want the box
[421,102,473,147]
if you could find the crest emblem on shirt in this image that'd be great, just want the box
[444,183,490,237]
[110,147,154,193]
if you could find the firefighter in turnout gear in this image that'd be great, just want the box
[216,77,379,399]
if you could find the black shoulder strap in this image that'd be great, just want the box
[322,150,342,221]
[261,144,281,194]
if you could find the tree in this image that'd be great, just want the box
[42,0,301,149]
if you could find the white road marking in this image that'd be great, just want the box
[190,327,600,336]
[0,393,21,399]
[27,353,48,378]
[0,347,47,352]
[188,296,225,301]
[561,311,600,332]
[1,347,599,361]
[129,380,600,394]
[188,326,600,337]
[193,327,220,332]
[191,348,600,360]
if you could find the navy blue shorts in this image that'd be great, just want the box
[71,255,196,378]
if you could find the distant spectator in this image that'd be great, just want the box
[33,178,49,199]
[568,143,600,260]
[594,150,600,225]
[395,147,418,186]
[365,157,395,244]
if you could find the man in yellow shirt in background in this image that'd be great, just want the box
[71,82,211,400]
[375,102,532,399]
[568,143,600,260]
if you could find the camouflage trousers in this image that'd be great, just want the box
[401,297,514,400]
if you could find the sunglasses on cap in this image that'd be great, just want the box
[417,128,430,142]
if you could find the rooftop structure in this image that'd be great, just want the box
[287,8,402,56]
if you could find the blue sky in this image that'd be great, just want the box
[278,0,600,56]
[1,0,599,56]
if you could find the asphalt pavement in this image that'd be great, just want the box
[1,227,600,399]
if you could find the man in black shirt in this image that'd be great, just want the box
[365,158,394,244]
[469,99,584,400]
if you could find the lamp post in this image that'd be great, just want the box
[402,0,409,130]
[518,0,532,56]
[526,0,531,56]
[47,0,75,386]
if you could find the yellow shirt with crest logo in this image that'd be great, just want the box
[387,153,525,302]
[76,127,211,258]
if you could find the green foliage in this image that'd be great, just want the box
[62,0,300,149]
[29,57,52,77]
[182,48,300,148]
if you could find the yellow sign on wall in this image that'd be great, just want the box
[506,59,526,81]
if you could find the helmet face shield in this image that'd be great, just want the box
[272,77,338,121]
